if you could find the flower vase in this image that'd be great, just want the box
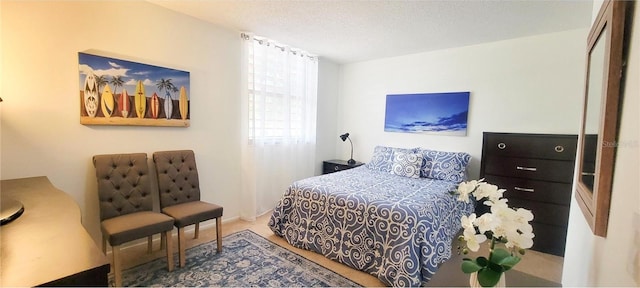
[469,272,506,288]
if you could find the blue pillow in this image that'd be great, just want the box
[366,146,416,173]
[416,148,471,183]
[390,151,422,178]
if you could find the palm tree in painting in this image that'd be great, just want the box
[96,75,108,93]
[110,76,124,96]
[171,86,179,99]
[157,78,176,119]
[157,78,178,100]
[157,78,171,94]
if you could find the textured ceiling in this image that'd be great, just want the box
[149,0,592,64]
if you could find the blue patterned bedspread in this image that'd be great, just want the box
[268,166,474,287]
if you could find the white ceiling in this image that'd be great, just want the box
[149,0,592,64]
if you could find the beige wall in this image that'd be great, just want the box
[0,0,340,246]
[1,0,244,243]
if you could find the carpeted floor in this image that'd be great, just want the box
[114,230,360,287]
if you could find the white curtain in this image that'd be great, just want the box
[240,33,318,221]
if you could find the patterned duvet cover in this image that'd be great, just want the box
[268,166,474,286]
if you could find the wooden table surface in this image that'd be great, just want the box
[1,176,109,286]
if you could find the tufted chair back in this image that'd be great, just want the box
[93,153,153,221]
[153,150,201,208]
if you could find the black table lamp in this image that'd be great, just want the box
[339,133,356,165]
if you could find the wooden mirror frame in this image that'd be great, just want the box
[575,0,629,237]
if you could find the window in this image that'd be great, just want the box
[242,33,318,143]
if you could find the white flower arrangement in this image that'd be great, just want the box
[453,179,535,287]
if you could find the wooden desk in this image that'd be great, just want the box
[1,176,110,286]
[426,253,561,287]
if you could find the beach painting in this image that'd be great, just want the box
[78,52,190,127]
[384,92,470,136]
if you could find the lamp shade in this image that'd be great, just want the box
[339,133,356,165]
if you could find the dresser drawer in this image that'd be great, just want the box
[530,222,568,256]
[483,133,577,161]
[484,156,575,183]
[483,175,572,205]
[507,198,570,227]
[323,162,344,174]
[322,160,363,174]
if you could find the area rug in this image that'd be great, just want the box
[115,230,361,287]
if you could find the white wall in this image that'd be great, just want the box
[337,29,587,178]
[315,60,340,175]
[0,1,340,246]
[562,1,640,286]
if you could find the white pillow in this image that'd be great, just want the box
[366,146,415,173]
[390,151,422,178]
[415,148,471,183]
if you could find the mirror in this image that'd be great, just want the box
[580,28,606,191]
[575,0,629,237]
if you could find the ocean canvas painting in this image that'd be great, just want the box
[78,52,190,127]
[384,92,470,136]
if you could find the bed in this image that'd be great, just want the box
[268,146,475,286]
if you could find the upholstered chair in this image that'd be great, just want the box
[152,150,223,268]
[93,153,174,286]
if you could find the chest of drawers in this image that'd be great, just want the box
[479,132,577,256]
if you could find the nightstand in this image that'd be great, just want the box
[322,159,364,174]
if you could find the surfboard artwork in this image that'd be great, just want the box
[164,90,173,120]
[179,86,188,120]
[101,84,114,118]
[150,93,160,119]
[79,52,190,126]
[135,80,146,119]
[83,71,99,117]
[120,89,130,118]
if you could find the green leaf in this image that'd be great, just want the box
[478,268,502,287]
[498,256,521,271]
[476,256,489,267]
[487,261,505,273]
[490,248,511,263]
[461,260,482,273]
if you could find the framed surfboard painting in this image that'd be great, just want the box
[78,52,190,127]
[384,92,470,136]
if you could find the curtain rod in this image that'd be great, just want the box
[241,33,317,60]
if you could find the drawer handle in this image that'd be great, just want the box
[334,166,340,171]
[514,187,535,193]
[582,172,595,176]
[555,145,565,153]
[516,166,537,172]
[497,142,506,150]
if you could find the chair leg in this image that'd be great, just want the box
[178,227,186,268]
[194,222,200,239]
[216,217,222,253]
[112,245,123,287]
[165,230,174,272]
[161,232,167,250]
[147,235,153,253]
